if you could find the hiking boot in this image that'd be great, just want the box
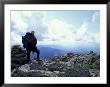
[36,59,42,65]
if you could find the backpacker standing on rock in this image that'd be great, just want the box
[22,30,41,64]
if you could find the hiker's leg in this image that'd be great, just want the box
[27,50,30,62]
[35,48,40,60]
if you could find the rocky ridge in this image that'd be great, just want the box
[11,45,100,77]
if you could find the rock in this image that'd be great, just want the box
[67,53,75,56]
[89,69,100,77]
[11,45,27,71]
[19,64,30,72]
[30,64,46,70]
[11,45,100,77]
[89,51,94,54]
[14,53,26,58]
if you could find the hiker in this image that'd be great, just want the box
[22,31,40,64]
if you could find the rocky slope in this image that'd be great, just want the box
[11,45,27,71]
[11,45,100,77]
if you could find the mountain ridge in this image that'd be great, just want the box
[11,45,100,77]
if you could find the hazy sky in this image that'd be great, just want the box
[11,10,100,49]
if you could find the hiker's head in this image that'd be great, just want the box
[31,31,35,34]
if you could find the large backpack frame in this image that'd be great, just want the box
[22,32,33,48]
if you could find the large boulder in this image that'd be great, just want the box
[11,45,27,71]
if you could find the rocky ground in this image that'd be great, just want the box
[11,45,27,71]
[11,45,100,77]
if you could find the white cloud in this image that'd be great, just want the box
[92,12,99,22]
[94,33,100,43]
[11,11,100,48]
[11,11,28,33]
[76,22,88,41]
[41,19,99,47]
[11,11,47,45]
[43,19,76,44]
[11,31,22,45]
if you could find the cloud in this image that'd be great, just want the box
[92,12,99,22]
[11,11,100,48]
[11,31,22,45]
[43,19,76,43]
[76,22,88,41]
[11,11,47,45]
[11,11,28,34]
[42,19,99,47]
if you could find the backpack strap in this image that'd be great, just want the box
[32,35,37,44]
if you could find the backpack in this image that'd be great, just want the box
[22,32,33,48]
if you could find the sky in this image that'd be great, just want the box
[11,10,100,50]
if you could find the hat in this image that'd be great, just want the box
[31,31,35,33]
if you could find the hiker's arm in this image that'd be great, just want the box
[35,38,37,44]
[32,37,37,44]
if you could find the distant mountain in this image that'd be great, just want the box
[37,44,100,59]
[37,46,65,60]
